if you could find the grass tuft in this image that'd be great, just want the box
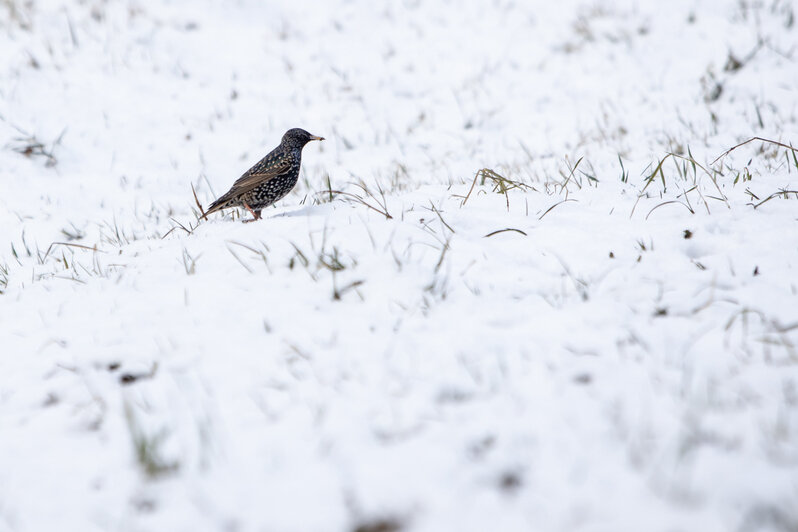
[325,181,392,219]
[0,262,8,294]
[10,127,66,167]
[124,401,179,479]
[461,168,531,209]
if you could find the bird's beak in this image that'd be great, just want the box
[310,135,325,141]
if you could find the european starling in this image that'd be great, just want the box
[204,128,324,221]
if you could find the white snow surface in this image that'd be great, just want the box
[1,1,798,531]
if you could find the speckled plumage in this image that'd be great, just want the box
[204,128,324,221]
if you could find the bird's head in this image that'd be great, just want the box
[282,128,324,148]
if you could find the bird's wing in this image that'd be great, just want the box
[204,149,297,217]
[207,154,292,211]
[227,153,293,197]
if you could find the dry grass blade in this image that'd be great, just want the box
[460,170,481,206]
[226,245,253,273]
[327,189,392,219]
[181,248,200,275]
[289,243,310,270]
[160,227,181,240]
[193,183,208,220]
[354,181,392,218]
[645,200,695,220]
[753,190,798,209]
[484,228,528,237]
[161,217,193,240]
[42,241,101,262]
[434,238,451,273]
[559,156,584,191]
[712,136,798,165]
[333,279,364,301]
[642,154,671,192]
[539,199,577,220]
[429,202,455,233]
[227,240,264,255]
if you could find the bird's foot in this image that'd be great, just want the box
[242,203,262,222]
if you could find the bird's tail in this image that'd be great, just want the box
[202,196,231,220]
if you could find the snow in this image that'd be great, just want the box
[1,0,797,530]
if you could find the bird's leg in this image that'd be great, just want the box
[242,202,262,223]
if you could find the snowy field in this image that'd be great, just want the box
[1,0,798,530]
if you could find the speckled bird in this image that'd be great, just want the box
[203,128,324,221]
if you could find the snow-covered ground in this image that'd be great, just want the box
[1,1,797,530]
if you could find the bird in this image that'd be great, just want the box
[203,128,324,221]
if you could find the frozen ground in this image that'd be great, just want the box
[1,0,798,531]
